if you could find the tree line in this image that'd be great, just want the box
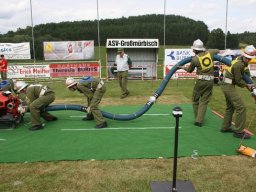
[0,14,255,60]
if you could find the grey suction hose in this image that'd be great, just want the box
[46,55,251,120]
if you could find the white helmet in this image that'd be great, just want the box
[191,39,205,51]
[15,81,28,93]
[242,45,256,59]
[66,77,77,88]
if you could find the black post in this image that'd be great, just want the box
[172,106,182,192]
[150,106,195,192]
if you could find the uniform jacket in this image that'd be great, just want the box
[77,77,102,100]
[224,56,247,88]
[182,49,219,75]
[26,84,54,104]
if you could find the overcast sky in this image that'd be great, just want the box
[1,0,256,35]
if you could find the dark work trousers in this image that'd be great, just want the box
[221,83,246,132]
[192,79,214,124]
[117,71,129,97]
[29,92,55,126]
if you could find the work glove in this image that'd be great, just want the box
[86,106,91,113]
[246,84,256,92]
[17,105,26,114]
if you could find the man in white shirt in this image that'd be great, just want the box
[114,48,132,99]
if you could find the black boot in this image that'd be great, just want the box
[29,124,44,131]
[95,122,108,128]
[82,114,94,121]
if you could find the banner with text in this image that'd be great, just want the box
[106,39,159,48]
[7,65,50,78]
[0,42,31,60]
[43,41,94,61]
[164,49,196,79]
[49,62,100,77]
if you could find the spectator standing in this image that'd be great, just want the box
[114,48,132,99]
[178,39,219,127]
[0,55,8,80]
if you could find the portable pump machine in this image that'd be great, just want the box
[0,91,24,128]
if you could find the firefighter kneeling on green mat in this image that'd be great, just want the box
[66,76,107,129]
[14,81,58,131]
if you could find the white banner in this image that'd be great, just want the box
[0,42,31,59]
[164,49,194,66]
[7,65,50,78]
[106,39,159,48]
[164,49,195,78]
[43,41,94,61]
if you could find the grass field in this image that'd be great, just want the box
[1,79,256,192]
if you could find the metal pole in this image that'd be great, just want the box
[29,0,36,63]
[224,0,228,49]
[163,0,166,50]
[97,0,101,78]
[172,107,182,192]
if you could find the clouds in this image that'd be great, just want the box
[0,0,256,34]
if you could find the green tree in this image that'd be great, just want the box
[226,31,239,49]
[206,28,225,49]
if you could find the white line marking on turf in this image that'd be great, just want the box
[70,114,169,118]
[0,139,6,141]
[61,127,179,131]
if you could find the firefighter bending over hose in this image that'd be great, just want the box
[220,45,256,139]
[15,81,58,131]
[66,76,108,128]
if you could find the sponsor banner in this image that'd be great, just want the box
[165,65,196,79]
[106,39,159,48]
[164,49,196,78]
[43,41,94,61]
[0,42,31,59]
[49,62,100,77]
[7,65,50,78]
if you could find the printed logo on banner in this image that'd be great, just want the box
[167,51,175,60]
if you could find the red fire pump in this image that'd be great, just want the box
[0,91,24,128]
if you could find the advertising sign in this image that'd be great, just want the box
[106,39,159,48]
[0,42,31,59]
[164,49,196,78]
[43,41,94,61]
[49,62,100,77]
[7,65,50,78]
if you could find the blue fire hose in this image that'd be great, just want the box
[45,55,252,120]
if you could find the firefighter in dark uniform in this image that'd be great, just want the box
[66,76,107,128]
[15,81,58,131]
[220,45,256,139]
[178,39,219,127]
